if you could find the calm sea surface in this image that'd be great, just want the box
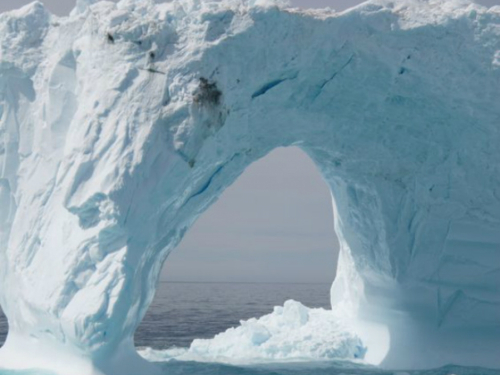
[0,283,498,375]
[136,282,331,349]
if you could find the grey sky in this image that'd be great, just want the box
[2,0,499,16]
[165,147,338,283]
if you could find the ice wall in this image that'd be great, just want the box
[0,0,499,374]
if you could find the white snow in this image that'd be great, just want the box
[1,0,500,374]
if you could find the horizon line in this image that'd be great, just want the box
[159,280,332,285]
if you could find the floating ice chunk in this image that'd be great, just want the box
[279,299,309,328]
[141,300,365,364]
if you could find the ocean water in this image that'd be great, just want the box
[136,282,331,349]
[1,283,499,375]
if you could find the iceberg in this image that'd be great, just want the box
[0,0,499,374]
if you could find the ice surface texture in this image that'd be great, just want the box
[0,0,499,374]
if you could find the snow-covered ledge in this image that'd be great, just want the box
[1,0,499,374]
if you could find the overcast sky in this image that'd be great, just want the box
[1,0,498,283]
[166,147,338,283]
[2,0,498,16]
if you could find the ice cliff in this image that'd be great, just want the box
[0,0,499,374]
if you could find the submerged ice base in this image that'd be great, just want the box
[1,0,500,374]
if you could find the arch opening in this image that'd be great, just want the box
[135,146,342,357]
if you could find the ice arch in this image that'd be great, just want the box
[1,0,500,374]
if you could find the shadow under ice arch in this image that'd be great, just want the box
[1,1,500,374]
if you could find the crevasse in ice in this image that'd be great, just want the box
[0,0,499,374]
